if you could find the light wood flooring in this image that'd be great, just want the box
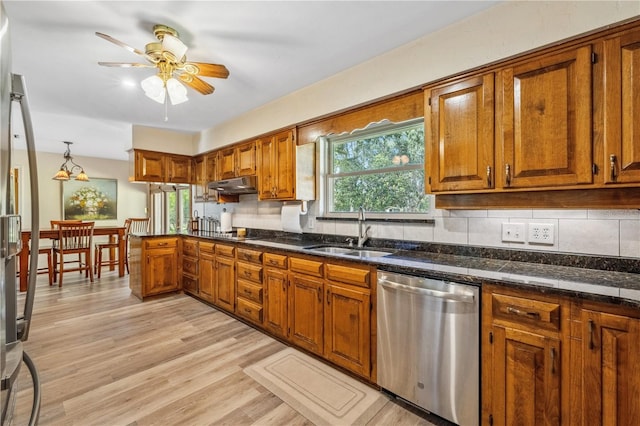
[12,271,438,426]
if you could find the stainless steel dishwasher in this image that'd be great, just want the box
[377,271,479,426]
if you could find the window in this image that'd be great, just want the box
[149,184,191,233]
[325,118,429,216]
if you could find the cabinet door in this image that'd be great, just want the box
[257,136,276,199]
[324,283,371,377]
[205,152,217,182]
[145,248,179,296]
[274,130,296,199]
[135,150,165,182]
[215,255,235,312]
[264,268,288,338]
[426,73,495,192]
[580,309,640,425]
[500,46,593,189]
[236,141,256,177]
[289,273,324,355]
[218,148,236,179]
[193,155,206,199]
[166,154,192,183]
[488,325,561,426]
[199,250,215,302]
[603,29,640,184]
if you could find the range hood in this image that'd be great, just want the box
[208,175,258,194]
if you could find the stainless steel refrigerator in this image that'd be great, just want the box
[0,1,41,424]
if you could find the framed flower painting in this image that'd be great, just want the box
[62,178,117,220]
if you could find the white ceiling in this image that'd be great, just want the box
[5,1,499,160]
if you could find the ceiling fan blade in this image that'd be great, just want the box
[95,32,157,63]
[183,62,230,79]
[98,62,154,68]
[178,74,215,95]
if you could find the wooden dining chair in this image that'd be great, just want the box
[124,218,150,274]
[50,220,83,283]
[52,221,95,287]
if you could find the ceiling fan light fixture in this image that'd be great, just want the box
[141,75,166,104]
[162,34,188,62]
[166,77,188,105]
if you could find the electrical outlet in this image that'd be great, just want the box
[502,223,525,243]
[529,223,554,245]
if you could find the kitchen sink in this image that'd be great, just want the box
[304,245,394,258]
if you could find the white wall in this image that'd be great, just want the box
[132,125,199,156]
[193,1,640,260]
[15,149,147,231]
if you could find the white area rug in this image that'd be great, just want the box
[244,347,389,425]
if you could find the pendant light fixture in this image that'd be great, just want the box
[52,141,89,181]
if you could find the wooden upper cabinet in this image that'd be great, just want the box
[134,150,165,182]
[603,28,640,184]
[205,152,217,182]
[236,140,257,177]
[498,45,594,189]
[426,73,495,192]
[165,154,192,183]
[218,147,236,180]
[257,129,296,200]
[131,149,191,183]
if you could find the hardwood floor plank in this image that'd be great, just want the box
[12,271,436,426]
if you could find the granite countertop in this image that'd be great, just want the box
[146,231,640,308]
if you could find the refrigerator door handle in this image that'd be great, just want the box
[11,74,39,342]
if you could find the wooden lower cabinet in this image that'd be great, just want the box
[324,282,371,378]
[570,302,640,425]
[130,236,179,299]
[181,238,198,296]
[264,267,288,338]
[289,272,324,355]
[215,251,235,312]
[198,242,215,303]
[482,284,567,426]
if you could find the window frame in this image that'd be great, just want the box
[322,118,432,219]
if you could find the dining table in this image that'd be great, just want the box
[19,226,126,292]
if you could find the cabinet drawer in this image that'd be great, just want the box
[237,298,263,324]
[264,252,288,269]
[289,257,324,277]
[182,255,198,275]
[237,280,263,304]
[182,275,198,294]
[183,239,198,257]
[237,262,262,283]
[215,244,235,258]
[199,241,215,253]
[326,263,371,288]
[491,292,562,332]
[145,238,177,249]
[237,247,263,264]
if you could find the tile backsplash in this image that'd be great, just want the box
[194,195,640,259]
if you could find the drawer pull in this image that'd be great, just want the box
[505,164,511,187]
[550,347,556,374]
[157,242,168,246]
[486,165,492,187]
[243,289,253,295]
[317,286,321,302]
[610,154,617,182]
[326,289,330,305]
[506,306,540,319]
[244,270,252,278]
[269,259,278,265]
[244,308,252,314]
[588,319,595,350]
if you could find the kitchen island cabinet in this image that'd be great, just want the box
[129,236,179,300]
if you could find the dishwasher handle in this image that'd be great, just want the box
[379,278,475,303]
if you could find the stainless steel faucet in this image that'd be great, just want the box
[357,206,371,248]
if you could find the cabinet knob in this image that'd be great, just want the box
[486,166,492,188]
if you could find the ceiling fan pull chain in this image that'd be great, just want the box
[164,92,169,122]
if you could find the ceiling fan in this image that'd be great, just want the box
[96,24,229,106]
